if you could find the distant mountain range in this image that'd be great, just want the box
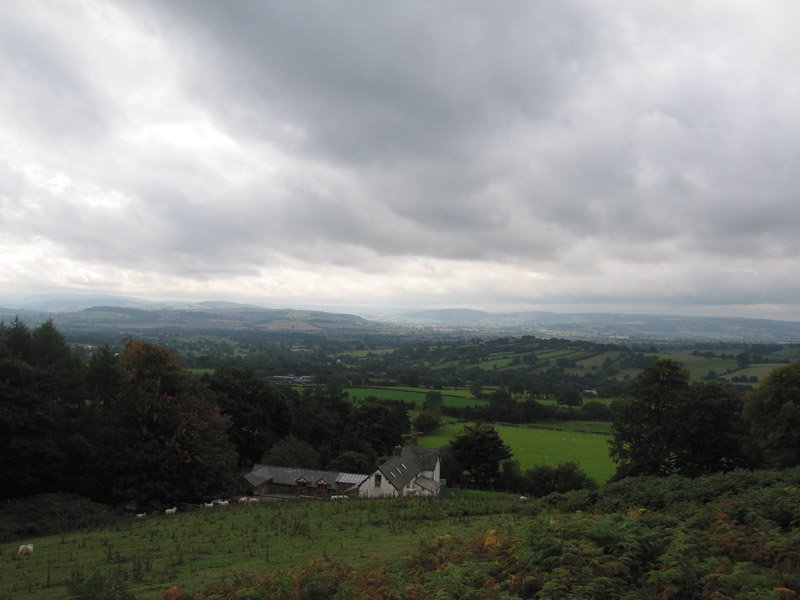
[2,295,800,343]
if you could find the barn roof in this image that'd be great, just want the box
[414,476,441,494]
[245,465,368,490]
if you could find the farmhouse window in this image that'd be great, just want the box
[375,474,382,487]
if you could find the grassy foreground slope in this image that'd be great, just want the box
[0,497,519,600]
[4,468,800,599]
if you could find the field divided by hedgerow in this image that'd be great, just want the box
[346,386,485,409]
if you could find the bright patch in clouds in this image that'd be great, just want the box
[1,0,799,319]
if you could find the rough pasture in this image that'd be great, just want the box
[0,497,524,600]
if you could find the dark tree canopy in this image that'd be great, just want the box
[262,435,320,469]
[676,381,747,476]
[0,320,90,499]
[206,366,290,467]
[413,410,442,434]
[743,362,800,468]
[448,423,511,488]
[611,360,745,479]
[610,360,692,477]
[327,449,376,474]
[85,344,122,406]
[0,357,65,498]
[522,461,597,497]
[350,397,410,456]
[100,341,237,502]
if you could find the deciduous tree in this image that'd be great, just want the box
[610,360,691,477]
[351,398,410,455]
[611,360,745,479]
[743,362,800,468]
[448,423,511,488]
[101,341,236,502]
[207,366,290,467]
[262,434,320,469]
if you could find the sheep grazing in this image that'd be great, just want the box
[203,502,214,508]
[164,507,177,515]
[135,513,146,518]
[17,544,33,556]
[519,496,529,501]
[217,500,229,506]
[247,497,259,504]
[238,497,249,504]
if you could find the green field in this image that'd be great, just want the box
[0,498,523,600]
[346,386,485,409]
[658,352,739,380]
[185,368,215,376]
[418,422,614,482]
[719,363,775,382]
[528,420,613,434]
[334,347,396,358]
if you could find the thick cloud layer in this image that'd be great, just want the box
[1,1,799,317]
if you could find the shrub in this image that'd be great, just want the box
[522,462,597,497]
[65,571,136,600]
[0,493,118,543]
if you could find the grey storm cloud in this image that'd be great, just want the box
[1,0,799,315]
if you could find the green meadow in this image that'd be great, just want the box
[346,386,485,409]
[417,422,615,482]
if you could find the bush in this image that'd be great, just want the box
[0,493,118,543]
[66,571,136,600]
[413,410,441,434]
[522,462,597,498]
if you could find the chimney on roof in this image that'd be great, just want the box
[394,445,402,456]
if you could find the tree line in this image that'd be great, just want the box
[429,357,800,495]
[610,358,800,479]
[4,318,800,505]
[0,319,411,505]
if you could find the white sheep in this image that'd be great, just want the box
[164,506,177,515]
[238,497,249,504]
[519,496,529,501]
[247,497,259,504]
[135,513,146,518]
[203,502,214,508]
[217,500,229,506]
[17,544,33,556]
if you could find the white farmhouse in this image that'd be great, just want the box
[359,446,441,498]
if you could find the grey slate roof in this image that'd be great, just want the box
[414,476,441,494]
[379,447,440,491]
[245,465,368,491]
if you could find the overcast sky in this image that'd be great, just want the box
[1,1,799,318]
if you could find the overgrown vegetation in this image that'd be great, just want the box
[4,468,800,599]
[0,494,118,544]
